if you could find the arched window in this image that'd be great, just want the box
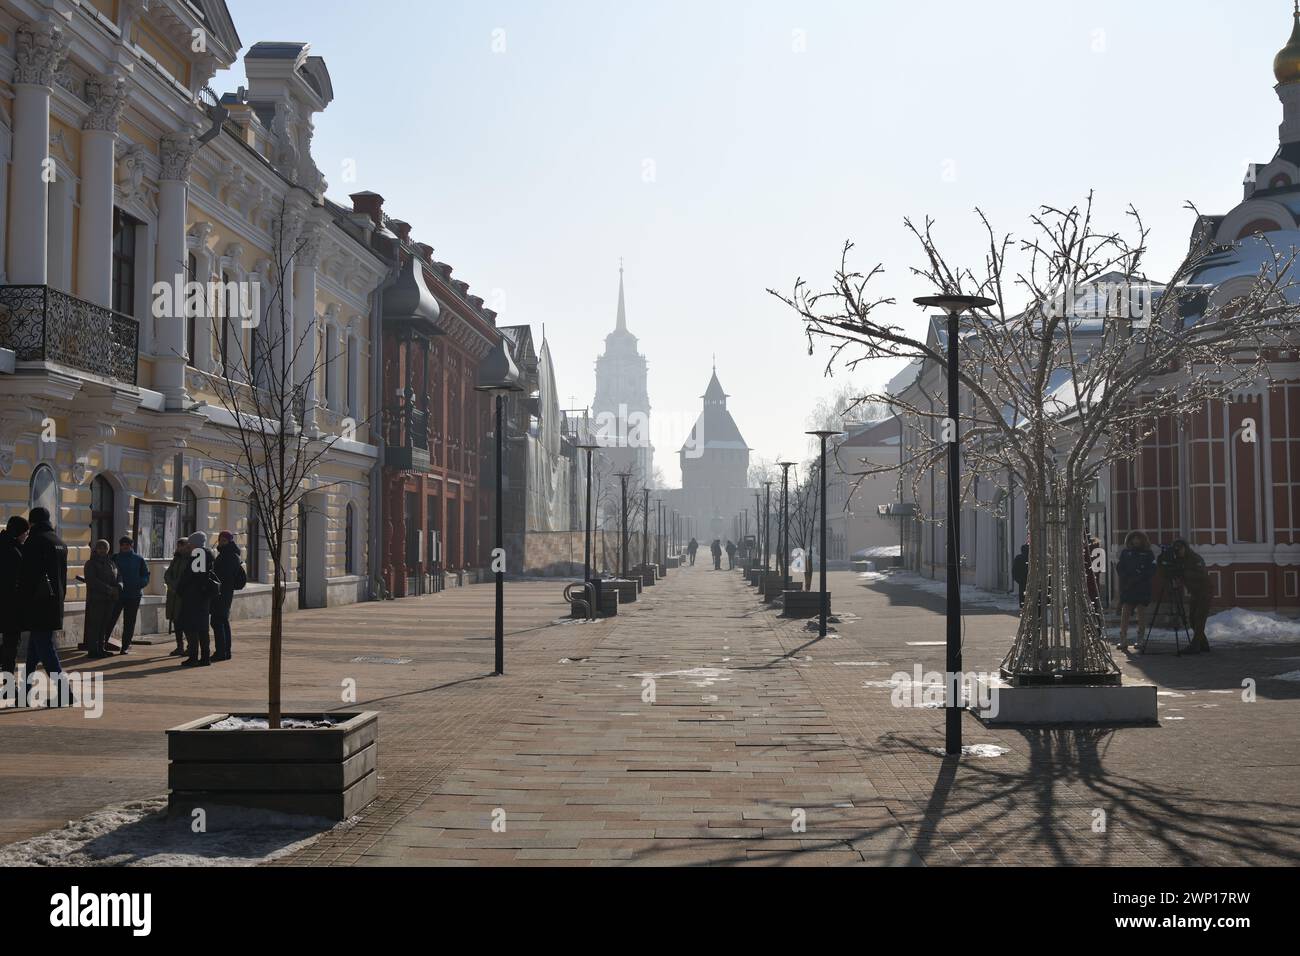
[345,503,355,575]
[247,500,261,583]
[90,475,114,545]
[29,464,57,517]
[181,487,198,539]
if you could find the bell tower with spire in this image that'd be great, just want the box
[593,262,655,484]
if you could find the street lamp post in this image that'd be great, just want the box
[641,487,651,573]
[576,443,599,584]
[763,481,773,572]
[914,293,996,756]
[615,472,632,578]
[778,461,795,591]
[806,430,844,639]
[474,336,524,676]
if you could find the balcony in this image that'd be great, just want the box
[0,285,139,385]
[385,404,431,472]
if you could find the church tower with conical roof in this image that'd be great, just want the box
[592,264,655,483]
[672,364,751,538]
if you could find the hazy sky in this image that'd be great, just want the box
[222,0,1288,484]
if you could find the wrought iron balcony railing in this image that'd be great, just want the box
[0,285,140,385]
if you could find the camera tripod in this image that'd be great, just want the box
[1141,582,1189,656]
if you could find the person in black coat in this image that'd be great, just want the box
[0,515,29,682]
[179,531,217,667]
[1116,531,1156,652]
[82,539,121,659]
[210,531,243,662]
[20,507,68,690]
[1011,544,1029,609]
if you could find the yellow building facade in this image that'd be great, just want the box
[0,0,387,645]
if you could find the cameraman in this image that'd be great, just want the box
[1154,539,1212,654]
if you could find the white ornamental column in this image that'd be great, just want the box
[293,222,323,435]
[155,132,198,410]
[78,73,128,307]
[7,21,67,285]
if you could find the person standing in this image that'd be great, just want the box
[82,540,121,659]
[179,531,218,667]
[1011,544,1029,609]
[725,540,736,570]
[1116,531,1156,653]
[211,530,244,662]
[1171,539,1213,654]
[687,537,698,566]
[0,515,29,683]
[20,507,69,700]
[163,538,191,658]
[107,536,149,655]
[710,538,722,570]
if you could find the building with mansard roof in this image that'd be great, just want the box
[0,1,388,647]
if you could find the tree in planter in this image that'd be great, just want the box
[787,457,821,591]
[195,205,367,727]
[771,193,1300,684]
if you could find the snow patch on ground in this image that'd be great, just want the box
[928,744,1010,758]
[1271,670,1300,683]
[207,716,339,731]
[1205,608,1300,645]
[0,797,341,867]
[861,571,1021,611]
[632,667,733,688]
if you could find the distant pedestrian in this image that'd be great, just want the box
[211,530,246,662]
[20,507,69,699]
[106,536,149,655]
[725,540,736,569]
[82,539,120,659]
[687,537,698,566]
[163,539,191,657]
[1011,544,1029,609]
[179,531,219,667]
[1116,531,1155,652]
[710,538,722,570]
[0,515,29,682]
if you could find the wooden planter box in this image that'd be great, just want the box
[606,578,639,604]
[167,711,379,822]
[783,591,830,619]
[664,556,680,569]
[570,581,618,617]
[634,564,656,587]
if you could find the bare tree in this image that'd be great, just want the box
[787,458,821,590]
[195,204,366,727]
[772,193,1299,683]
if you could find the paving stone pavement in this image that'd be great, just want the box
[284,563,1300,867]
[3,561,1296,867]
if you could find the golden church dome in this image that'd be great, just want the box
[1275,4,1300,84]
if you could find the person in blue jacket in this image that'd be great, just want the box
[1116,531,1155,653]
[107,536,150,654]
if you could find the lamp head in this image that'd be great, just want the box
[913,294,996,314]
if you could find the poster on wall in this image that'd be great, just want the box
[132,499,179,560]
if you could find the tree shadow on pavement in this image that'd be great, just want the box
[880,728,1300,866]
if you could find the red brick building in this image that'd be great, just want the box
[349,192,499,597]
